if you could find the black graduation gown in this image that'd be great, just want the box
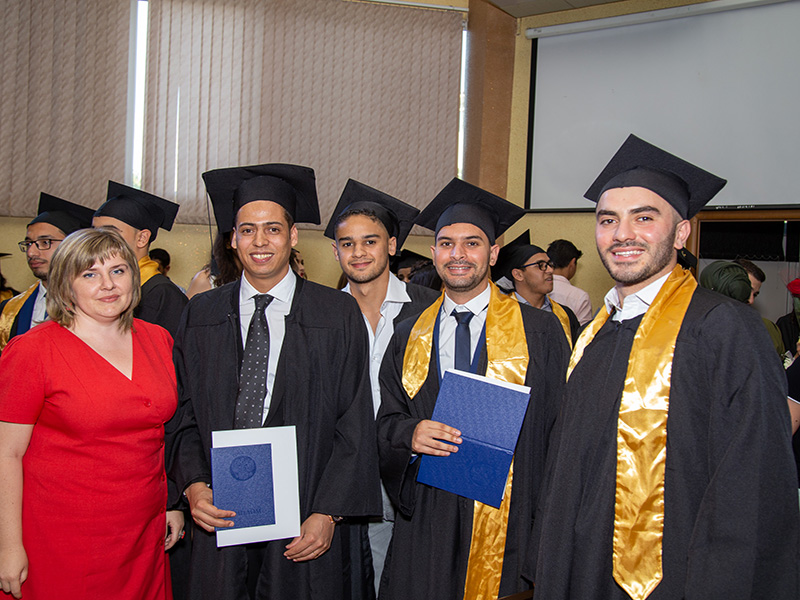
[135,273,188,337]
[776,310,798,356]
[166,275,382,600]
[376,302,569,599]
[396,283,441,326]
[530,288,799,600]
[343,280,441,600]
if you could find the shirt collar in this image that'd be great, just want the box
[603,272,670,319]
[385,272,411,304]
[442,282,491,316]
[240,268,296,305]
[342,272,411,306]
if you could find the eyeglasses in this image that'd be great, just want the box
[18,239,63,252]
[521,259,554,272]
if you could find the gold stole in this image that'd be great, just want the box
[0,282,40,350]
[549,298,573,349]
[138,256,161,287]
[402,282,529,600]
[567,265,696,600]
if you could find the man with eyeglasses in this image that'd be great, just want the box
[493,231,580,346]
[0,193,94,352]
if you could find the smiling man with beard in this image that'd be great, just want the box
[0,193,94,352]
[325,179,439,597]
[376,178,569,600]
[529,135,799,600]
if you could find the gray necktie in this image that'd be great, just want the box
[234,294,274,428]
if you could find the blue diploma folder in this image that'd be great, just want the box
[211,443,276,530]
[417,369,531,508]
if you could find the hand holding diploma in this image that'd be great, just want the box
[412,420,462,456]
[185,482,235,532]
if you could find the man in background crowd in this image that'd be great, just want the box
[547,238,593,325]
[0,193,94,351]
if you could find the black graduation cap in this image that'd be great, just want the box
[415,178,526,245]
[391,249,429,273]
[94,182,180,242]
[0,253,11,259]
[584,134,727,220]
[491,231,547,283]
[28,193,95,235]
[202,164,320,233]
[323,180,419,253]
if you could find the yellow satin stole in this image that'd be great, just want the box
[0,282,40,350]
[138,256,161,287]
[402,282,529,600]
[567,265,696,600]
[549,298,573,349]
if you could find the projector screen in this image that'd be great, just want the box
[528,0,800,211]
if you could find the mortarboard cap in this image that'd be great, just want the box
[202,164,320,233]
[491,230,547,284]
[584,134,727,219]
[94,182,179,242]
[29,193,95,235]
[415,178,526,245]
[324,179,419,253]
[392,249,429,272]
[0,253,11,259]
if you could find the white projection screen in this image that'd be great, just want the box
[528,0,800,211]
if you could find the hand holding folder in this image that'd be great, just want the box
[417,369,531,508]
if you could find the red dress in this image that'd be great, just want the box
[0,319,177,600]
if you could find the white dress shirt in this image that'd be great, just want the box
[439,285,491,373]
[238,269,296,424]
[31,281,47,326]
[603,272,670,322]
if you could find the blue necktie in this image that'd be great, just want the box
[452,309,474,372]
[234,294,273,428]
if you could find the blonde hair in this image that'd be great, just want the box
[47,229,141,331]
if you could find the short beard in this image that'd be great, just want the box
[343,254,389,285]
[438,260,489,295]
[600,230,677,286]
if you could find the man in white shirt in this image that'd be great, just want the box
[376,178,568,600]
[530,134,799,600]
[0,193,94,351]
[547,238,593,325]
[167,164,381,600]
[325,179,439,596]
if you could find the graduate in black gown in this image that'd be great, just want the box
[325,179,440,598]
[93,181,187,336]
[166,164,381,600]
[376,178,569,600]
[492,230,581,347]
[529,135,799,600]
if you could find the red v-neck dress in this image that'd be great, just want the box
[0,319,177,600]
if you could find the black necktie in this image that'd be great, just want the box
[452,309,474,372]
[234,294,274,428]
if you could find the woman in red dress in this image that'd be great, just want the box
[0,228,180,599]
